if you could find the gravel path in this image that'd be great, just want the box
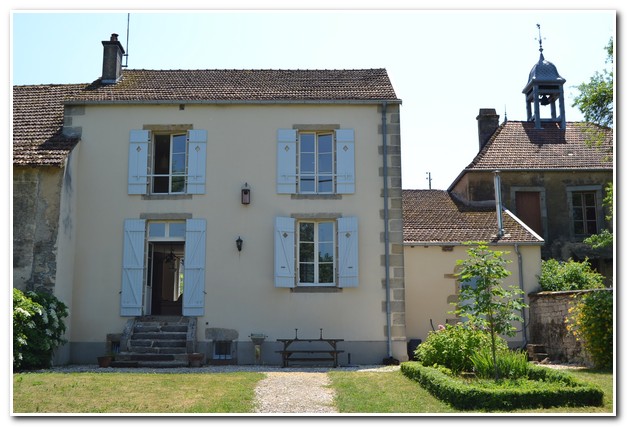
[253,371,337,413]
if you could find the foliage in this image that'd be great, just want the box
[572,37,613,129]
[584,181,613,250]
[13,288,69,371]
[453,242,527,379]
[566,289,613,369]
[400,362,604,411]
[470,348,529,380]
[414,323,507,375]
[538,258,605,291]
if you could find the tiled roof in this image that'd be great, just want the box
[66,69,400,103]
[13,68,398,166]
[13,84,84,166]
[402,189,542,244]
[466,121,613,170]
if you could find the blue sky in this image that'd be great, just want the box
[9,7,616,190]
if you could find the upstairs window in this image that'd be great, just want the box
[153,134,187,194]
[299,133,334,194]
[572,191,598,236]
[277,128,355,195]
[128,129,207,196]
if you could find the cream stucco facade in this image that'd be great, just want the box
[60,101,406,365]
[404,243,542,350]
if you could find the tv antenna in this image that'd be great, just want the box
[426,172,432,189]
[122,13,130,68]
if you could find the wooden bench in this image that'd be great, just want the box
[276,329,344,367]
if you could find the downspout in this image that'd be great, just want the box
[382,101,392,358]
[514,243,528,347]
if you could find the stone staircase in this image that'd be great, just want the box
[111,316,198,368]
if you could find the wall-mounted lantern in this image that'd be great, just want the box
[236,236,243,252]
[241,183,251,205]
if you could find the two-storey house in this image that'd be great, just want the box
[13,34,407,366]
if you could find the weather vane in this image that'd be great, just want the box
[536,23,545,54]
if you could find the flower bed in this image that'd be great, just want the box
[401,361,604,411]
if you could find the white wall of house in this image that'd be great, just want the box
[67,102,400,364]
[404,243,542,349]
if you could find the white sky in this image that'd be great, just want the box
[8,6,615,190]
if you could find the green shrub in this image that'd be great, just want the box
[401,362,604,411]
[414,323,507,375]
[566,289,613,369]
[471,348,529,380]
[13,288,69,370]
[538,258,605,291]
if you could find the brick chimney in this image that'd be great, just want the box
[101,33,125,84]
[476,108,500,152]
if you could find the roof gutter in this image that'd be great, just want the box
[63,98,403,106]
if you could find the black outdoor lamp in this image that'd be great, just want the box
[241,183,251,205]
[236,236,243,252]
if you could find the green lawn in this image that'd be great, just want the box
[12,371,264,413]
[328,368,614,414]
[12,367,613,414]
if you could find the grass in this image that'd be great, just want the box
[329,368,614,414]
[12,371,264,413]
[12,367,613,414]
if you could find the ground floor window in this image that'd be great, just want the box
[213,341,233,360]
[298,221,335,286]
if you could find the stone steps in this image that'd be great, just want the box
[110,316,199,368]
[526,343,549,362]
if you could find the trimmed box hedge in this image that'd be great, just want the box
[400,361,604,411]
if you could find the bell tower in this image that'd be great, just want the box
[522,25,566,129]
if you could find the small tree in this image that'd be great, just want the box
[453,242,527,380]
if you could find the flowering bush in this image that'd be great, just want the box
[13,288,69,370]
[566,289,613,369]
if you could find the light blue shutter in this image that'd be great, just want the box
[187,130,207,194]
[128,130,150,194]
[276,129,297,194]
[274,216,295,287]
[121,219,146,316]
[335,129,355,194]
[183,219,206,316]
[337,216,359,288]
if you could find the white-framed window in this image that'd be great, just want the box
[298,220,336,285]
[128,129,207,195]
[274,216,358,288]
[152,134,187,194]
[277,128,355,195]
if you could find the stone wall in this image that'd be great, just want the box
[528,290,601,366]
[13,166,64,292]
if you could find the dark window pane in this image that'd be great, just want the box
[299,223,314,242]
[154,135,170,174]
[299,242,314,262]
[584,193,596,206]
[586,207,597,221]
[319,264,334,283]
[171,176,185,193]
[573,207,583,221]
[587,221,598,234]
[300,264,314,283]
[153,176,169,193]
[574,221,584,235]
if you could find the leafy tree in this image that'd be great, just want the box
[573,37,613,129]
[453,242,527,380]
[572,38,614,251]
[538,258,605,291]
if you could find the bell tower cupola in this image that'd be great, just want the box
[522,24,566,129]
